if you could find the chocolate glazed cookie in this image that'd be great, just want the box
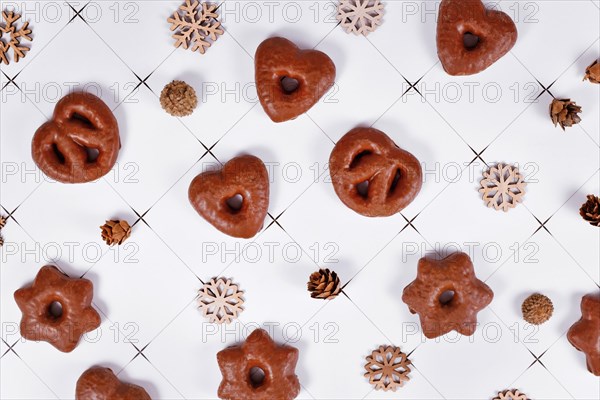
[567,293,600,376]
[217,329,300,400]
[402,252,494,339]
[255,37,336,122]
[31,92,120,183]
[14,265,101,352]
[188,155,269,238]
[329,127,422,217]
[76,367,151,400]
[437,0,517,75]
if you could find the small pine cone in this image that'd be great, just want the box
[579,194,600,227]
[308,268,341,300]
[550,98,582,130]
[0,235,3,247]
[584,59,600,84]
[100,220,132,246]
[522,293,553,325]
[0,215,6,229]
[160,80,198,117]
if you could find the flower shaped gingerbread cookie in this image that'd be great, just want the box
[402,252,493,339]
[217,329,300,400]
[14,265,101,352]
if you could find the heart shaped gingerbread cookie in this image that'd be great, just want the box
[437,0,517,75]
[188,155,269,239]
[255,37,336,123]
[76,367,151,400]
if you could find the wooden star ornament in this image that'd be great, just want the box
[402,252,494,339]
[567,293,600,376]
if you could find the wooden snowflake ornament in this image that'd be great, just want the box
[364,345,411,391]
[0,10,32,64]
[168,0,223,55]
[198,277,244,324]
[337,0,384,36]
[479,163,526,212]
[494,389,529,400]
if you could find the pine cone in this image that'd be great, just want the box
[160,80,198,117]
[0,215,6,229]
[308,269,342,300]
[522,293,553,325]
[584,59,600,84]
[579,194,600,227]
[550,98,582,130]
[100,220,132,245]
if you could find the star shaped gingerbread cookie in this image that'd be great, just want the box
[14,265,101,352]
[402,252,494,339]
[567,293,600,376]
[217,328,300,400]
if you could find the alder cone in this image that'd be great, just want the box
[308,269,341,300]
[550,98,582,130]
[100,220,131,245]
[584,59,600,84]
[580,194,600,227]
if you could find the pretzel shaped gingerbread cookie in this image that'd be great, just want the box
[329,127,422,217]
[32,92,120,183]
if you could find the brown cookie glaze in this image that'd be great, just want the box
[255,37,336,122]
[217,329,300,400]
[437,0,517,75]
[188,155,269,239]
[76,367,151,400]
[32,92,120,183]
[14,265,101,352]
[329,127,422,217]
[567,293,600,376]
[402,252,493,339]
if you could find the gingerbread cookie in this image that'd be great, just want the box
[217,329,300,400]
[567,293,600,376]
[14,265,101,352]
[255,37,335,122]
[76,367,151,400]
[402,252,493,339]
[437,0,517,75]
[329,127,422,217]
[188,155,269,238]
[32,92,120,183]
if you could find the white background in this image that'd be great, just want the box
[1,1,599,399]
